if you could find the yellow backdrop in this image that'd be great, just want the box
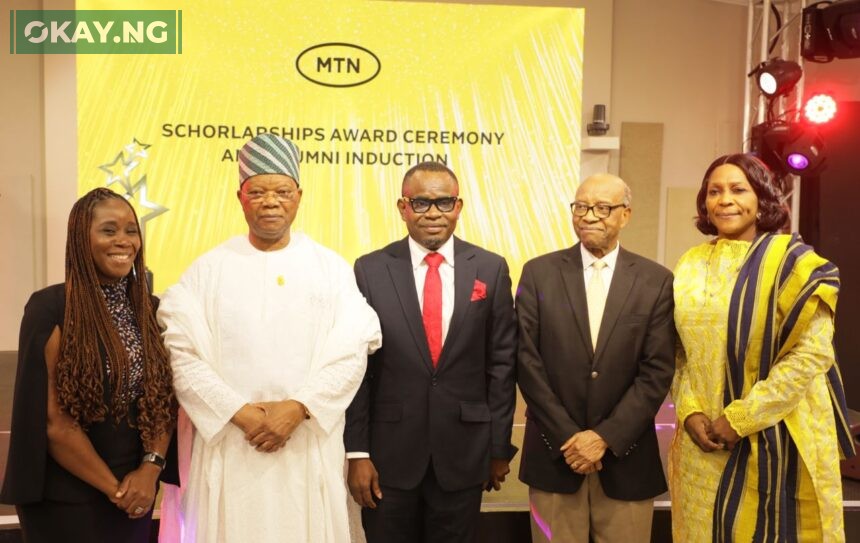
[77,0,584,292]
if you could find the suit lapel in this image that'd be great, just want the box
[436,237,476,372]
[386,239,434,372]
[559,244,593,355]
[594,248,636,361]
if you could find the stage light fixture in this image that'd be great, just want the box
[804,94,837,124]
[783,129,826,175]
[786,152,810,170]
[802,0,860,62]
[752,122,828,177]
[752,59,803,97]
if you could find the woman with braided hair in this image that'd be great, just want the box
[1,188,178,542]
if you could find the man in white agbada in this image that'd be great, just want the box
[157,134,381,543]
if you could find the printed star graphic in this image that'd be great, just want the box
[123,138,151,175]
[124,138,151,160]
[99,152,133,194]
[100,139,168,245]
[126,175,168,240]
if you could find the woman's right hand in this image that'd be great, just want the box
[684,412,724,452]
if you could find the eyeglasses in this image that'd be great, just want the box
[242,188,298,203]
[402,197,460,213]
[570,202,627,219]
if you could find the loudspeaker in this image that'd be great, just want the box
[586,104,610,136]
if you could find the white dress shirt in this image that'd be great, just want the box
[347,236,456,460]
[581,242,620,301]
[408,235,456,344]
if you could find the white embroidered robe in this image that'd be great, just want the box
[157,234,381,543]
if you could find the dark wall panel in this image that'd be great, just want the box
[800,101,860,410]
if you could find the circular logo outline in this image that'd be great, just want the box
[295,42,381,88]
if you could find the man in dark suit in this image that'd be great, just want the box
[345,161,518,543]
[516,173,675,542]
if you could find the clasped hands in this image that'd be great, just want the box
[684,412,740,452]
[105,462,160,519]
[233,399,308,453]
[561,430,607,475]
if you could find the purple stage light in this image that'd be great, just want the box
[787,153,810,170]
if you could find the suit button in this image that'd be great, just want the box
[590,371,599,379]
[431,378,437,387]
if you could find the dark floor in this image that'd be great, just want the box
[1,350,859,542]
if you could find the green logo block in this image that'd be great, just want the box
[10,10,182,54]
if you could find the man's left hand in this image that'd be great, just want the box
[246,400,307,452]
[483,458,511,492]
[708,415,740,451]
[561,430,608,471]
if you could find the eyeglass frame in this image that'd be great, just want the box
[569,201,628,219]
[241,187,299,203]
[401,196,461,213]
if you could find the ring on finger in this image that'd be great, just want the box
[134,506,145,515]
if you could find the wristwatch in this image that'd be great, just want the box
[141,451,167,471]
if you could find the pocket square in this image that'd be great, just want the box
[471,279,487,302]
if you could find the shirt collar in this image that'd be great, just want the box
[409,235,456,270]
[580,242,620,271]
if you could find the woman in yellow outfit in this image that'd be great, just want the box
[669,153,854,543]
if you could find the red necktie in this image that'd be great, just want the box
[422,252,444,367]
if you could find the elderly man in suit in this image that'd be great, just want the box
[344,161,518,543]
[516,173,675,542]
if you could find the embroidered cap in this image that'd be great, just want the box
[238,134,301,187]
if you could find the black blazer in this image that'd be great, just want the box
[0,284,178,505]
[344,237,517,492]
[516,244,674,500]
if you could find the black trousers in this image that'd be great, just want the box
[362,462,484,543]
[17,498,153,543]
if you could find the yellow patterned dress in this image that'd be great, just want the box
[669,239,845,543]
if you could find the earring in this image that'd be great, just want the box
[756,211,762,220]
